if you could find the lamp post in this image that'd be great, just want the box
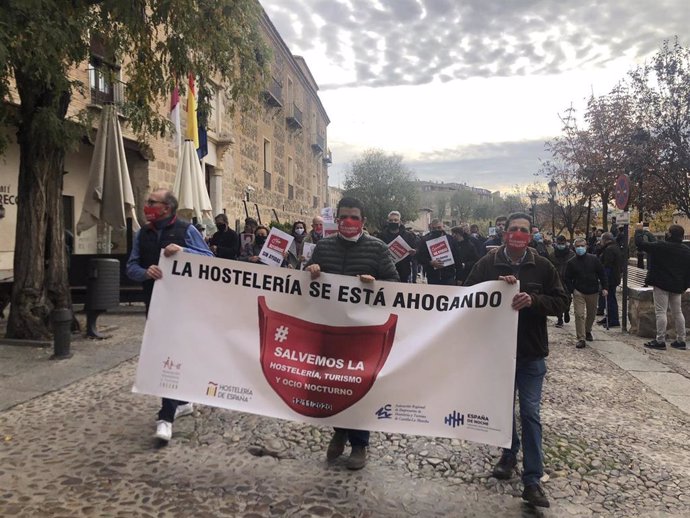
[631,128,649,268]
[528,191,538,226]
[548,179,557,237]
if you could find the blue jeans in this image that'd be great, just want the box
[505,358,546,486]
[605,287,619,325]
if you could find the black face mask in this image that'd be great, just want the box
[216,223,227,232]
[387,222,400,232]
[255,236,266,246]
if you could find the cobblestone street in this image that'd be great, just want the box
[1,308,690,517]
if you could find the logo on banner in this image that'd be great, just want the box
[444,410,465,428]
[375,404,393,419]
[160,356,182,389]
[207,382,218,396]
[258,296,398,418]
[206,381,253,402]
[430,242,447,256]
[268,235,288,252]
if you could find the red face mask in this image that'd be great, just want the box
[144,205,166,222]
[313,224,323,234]
[504,231,531,252]
[338,216,363,240]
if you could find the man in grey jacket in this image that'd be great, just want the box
[306,197,399,469]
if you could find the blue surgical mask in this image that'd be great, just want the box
[575,246,586,256]
[556,244,567,250]
[533,232,543,242]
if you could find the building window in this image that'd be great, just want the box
[89,35,122,105]
[287,157,294,199]
[263,139,271,190]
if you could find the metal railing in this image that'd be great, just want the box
[88,67,125,105]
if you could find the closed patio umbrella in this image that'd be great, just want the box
[77,104,139,233]
[173,139,213,222]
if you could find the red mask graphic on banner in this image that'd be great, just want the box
[337,216,363,240]
[504,231,531,253]
[258,296,398,417]
[144,205,165,222]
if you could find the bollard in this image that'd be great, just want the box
[51,308,73,360]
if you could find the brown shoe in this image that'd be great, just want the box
[346,445,367,470]
[326,430,347,461]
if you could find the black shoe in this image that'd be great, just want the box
[586,332,593,341]
[555,320,563,328]
[522,484,550,508]
[563,313,570,323]
[346,445,367,470]
[596,319,607,325]
[326,430,348,461]
[644,340,666,350]
[596,311,605,316]
[492,452,517,480]
[576,340,586,349]
[671,341,687,350]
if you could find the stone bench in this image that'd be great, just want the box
[626,265,690,338]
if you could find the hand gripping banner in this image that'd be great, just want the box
[134,254,519,447]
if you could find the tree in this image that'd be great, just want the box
[629,38,690,218]
[342,149,419,232]
[0,1,269,338]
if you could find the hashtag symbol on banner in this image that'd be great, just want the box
[274,326,289,342]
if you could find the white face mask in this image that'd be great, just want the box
[294,228,305,236]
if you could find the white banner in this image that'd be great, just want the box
[426,235,455,267]
[133,254,519,447]
[387,235,413,263]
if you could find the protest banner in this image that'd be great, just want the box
[323,222,338,237]
[387,235,414,263]
[425,235,455,267]
[258,228,294,267]
[133,254,519,447]
[321,207,335,223]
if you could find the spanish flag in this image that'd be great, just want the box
[186,74,199,149]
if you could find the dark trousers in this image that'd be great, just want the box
[334,427,370,447]
[605,287,620,325]
[427,276,456,286]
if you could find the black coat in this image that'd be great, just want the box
[465,246,568,360]
[635,231,690,293]
[416,232,461,283]
[564,253,607,295]
[378,227,419,282]
[210,229,240,260]
[599,241,624,287]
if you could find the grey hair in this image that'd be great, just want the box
[388,210,401,219]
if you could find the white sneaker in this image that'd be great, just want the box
[174,403,194,419]
[154,420,172,442]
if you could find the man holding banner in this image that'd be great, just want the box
[465,212,568,508]
[306,197,399,470]
[126,189,212,443]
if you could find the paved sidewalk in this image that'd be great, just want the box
[1,305,689,517]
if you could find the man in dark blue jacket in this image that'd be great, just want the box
[306,197,399,470]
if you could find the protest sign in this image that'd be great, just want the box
[387,236,414,263]
[323,222,338,238]
[258,228,294,267]
[321,207,335,223]
[134,254,518,447]
[301,242,316,269]
[425,235,455,267]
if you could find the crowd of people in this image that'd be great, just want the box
[126,188,689,509]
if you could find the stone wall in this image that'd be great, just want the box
[627,287,690,338]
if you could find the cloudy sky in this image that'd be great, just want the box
[261,0,689,192]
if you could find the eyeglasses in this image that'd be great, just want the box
[339,215,361,221]
[146,199,167,207]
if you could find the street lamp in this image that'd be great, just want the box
[548,179,557,237]
[528,191,538,225]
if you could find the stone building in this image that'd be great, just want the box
[0,7,330,279]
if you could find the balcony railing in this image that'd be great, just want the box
[262,76,283,107]
[264,170,272,190]
[311,133,325,153]
[288,184,294,200]
[88,67,125,106]
[286,103,303,129]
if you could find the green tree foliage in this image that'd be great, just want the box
[342,149,419,232]
[0,0,269,338]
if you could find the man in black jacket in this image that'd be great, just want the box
[550,235,575,327]
[416,219,461,285]
[306,197,399,470]
[209,213,240,260]
[450,225,479,284]
[377,210,418,282]
[635,223,690,350]
[465,212,568,508]
[597,232,623,327]
[564,238,608,348]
